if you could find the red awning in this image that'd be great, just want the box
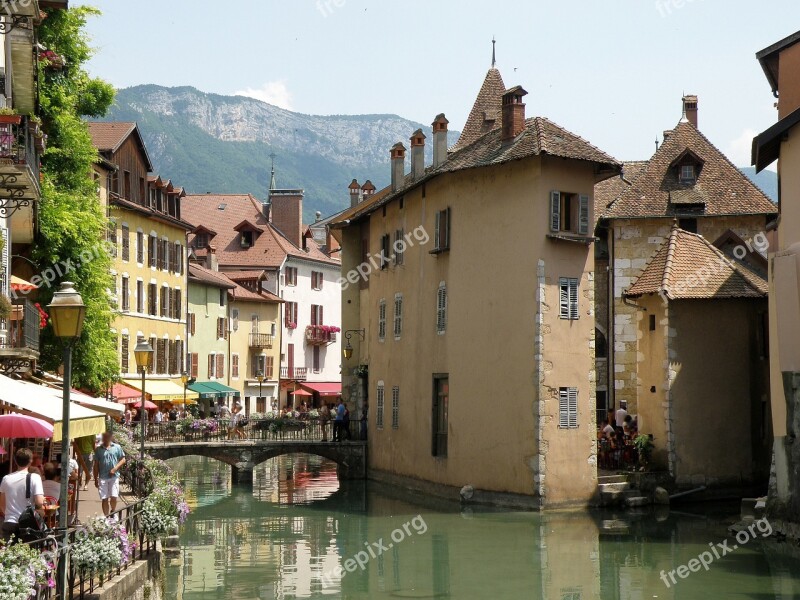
[292,389,313,397]
[111,383,141,400]
[298,382,342,397]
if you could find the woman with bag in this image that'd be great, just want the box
[0,448,45,543]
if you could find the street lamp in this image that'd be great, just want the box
[47,281,86,596]
[181,371,189,416]
[342,329,365,360]
[256,370,265,399]
[134,338,154,461]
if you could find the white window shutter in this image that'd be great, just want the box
[570,279,579,320]
[559,389,569,428]
[578,195,590,235]
[550,191,561,232]
[568,388,578,428]
[559,279,569,318]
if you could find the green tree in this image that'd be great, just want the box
[34,7,118,392]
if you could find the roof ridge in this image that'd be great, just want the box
[661,225,681,298]
[690,230,768,296]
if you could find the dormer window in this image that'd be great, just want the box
[680,164,696,184]
[671,149,704,185]
[194,233,208,248]
[241,231,254,248]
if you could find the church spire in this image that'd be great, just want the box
[269,153,277,191]
[492,36,496,68]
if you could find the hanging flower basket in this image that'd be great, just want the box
[0,114,21,125]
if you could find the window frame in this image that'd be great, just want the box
[376,383,385,430]
[432,375,449,457]
[558,387,579,429]
[393,293,403,340]
[378,299,386,342]
[436,282,447,334]
[391,386,400,429]
[559,277,579,320]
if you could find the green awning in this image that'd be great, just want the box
[189,382,240,399]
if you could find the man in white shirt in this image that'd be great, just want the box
[0,448,44,542]
[615,402,628,428]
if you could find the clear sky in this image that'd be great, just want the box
[79,0,799,168]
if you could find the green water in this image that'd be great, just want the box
[164,455,800,599]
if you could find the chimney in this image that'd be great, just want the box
[269,188,304,247]
[390,143,406,192]
[410,129,426,180]
[361,180,376,199]
[663,130,672,142]
[432,113,449,168]
[682,94,698,128]
[501,86,528,142]
[206,245,218,272]
[349,179,361,208]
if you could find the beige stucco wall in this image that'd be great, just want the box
[778,42,800,119]
[342,154,598,507]
[604,215,768,414]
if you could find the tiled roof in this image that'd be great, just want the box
[227,280,282,304]
[188,264,235,289]
[594,161,649,220]
[602,122,777,219]
[220,269,268,281]
[331,117,620,227]
[87,122,136,152]
[183,194,340,269]
[450,67,506,153]
[626,225,768,300]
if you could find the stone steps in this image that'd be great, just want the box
[597,479,653,508]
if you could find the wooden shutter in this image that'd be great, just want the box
[175,290,182,320]
[310,305,317,326]
[442,208,450,249]
[160,287,168,317]
[216,354,225,378]
[319,305,323,325]
[285,303,291,327]
[378,300,386,340]
[560,279,569,319]
[578,195,590,235]
[551,191,561,232]
[121,226,130,261]
[121,335,129,372]
[208,354,214,378]
[232,354,239,378]
[434,211,441,250]
[559,388,569,428]
[148,236,156,268]
[437,284,447,333]
[568,388,578,427]
[191,353,198,378]
[569,279,579,320]
[266,356,274,378]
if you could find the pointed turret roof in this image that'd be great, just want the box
[451,62,506,153]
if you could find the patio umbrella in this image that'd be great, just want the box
[0,413,54,469]
[111,382,141,401]
[119,397,157,411]
[10,275,37,293]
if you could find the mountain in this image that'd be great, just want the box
[740,166,778,203]
[104,85,460,222]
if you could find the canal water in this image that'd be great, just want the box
[164,455,800,599]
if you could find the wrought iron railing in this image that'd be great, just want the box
[0,117,41,187]
[0,298,40,352]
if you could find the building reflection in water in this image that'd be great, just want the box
[165,456,800,599]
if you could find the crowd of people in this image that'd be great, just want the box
[597,401,639,470]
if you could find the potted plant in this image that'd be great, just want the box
[354,364,369,378]
[0,108,22,125]
[633,434,654,471]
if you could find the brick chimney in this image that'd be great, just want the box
[361,180,376,198]
[682,94,698,128]
[432,113,449,168]
[206,245,218,272]
[390,143,406,192]
[410,129,426,180]
[269,188,304,247]
[501,86,528,142]
[349,179,361,208]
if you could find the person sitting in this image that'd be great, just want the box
[42,463,61,500]
[623,414,636,437]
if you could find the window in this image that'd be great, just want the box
[252,354,266,379]
[232,354,240,378]
[680,164,696,183]
[121,335,129,373]
[157,338,167,374]
[432,375,449,457]
[285,267,298,286]
[558,387,579,429]
[394,229,405,265]
[436,283,447,334]
[380,234,391,269]
[107,221,117,256]
[148,283,157,316]
[378,299,386,341]
[149,336,157,372]
[208,354,216,378]
[649,315,656,332]
[160,240,169,271]
[121,225,130,261]
[136,231,144,263]
[679,218,698,234]
[219,289,226,307]
[596,328,608,358]
[311,271,323,290]
[376,384,385,430]
[241,231,253,248]
[194,232,208,249]
[188,313,196,336]
[559,278,579,320]
[148,235,157,268]
[550,191,590,236]
[285,302,298,327]
[265,355,274,379]
[391,386,399,429]
[231,308,239,332]
[216,354,225,379]
[172,289,182,320]
[311,304,323,326]
[175,340,184,374]
[433,208,451,252]
[393,293,403,340]
[160,287,169,318]
[312,346,321,373]
[217,317,228,340]
[123,171,131,199]
[190,353,199,378]
[121,277,129,311]
[136,280,144,313]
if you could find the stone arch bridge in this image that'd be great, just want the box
[145,440,367,485]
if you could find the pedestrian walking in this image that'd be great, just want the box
[93,431,126,516]
[333,399,345,442]
[0,448,44,543]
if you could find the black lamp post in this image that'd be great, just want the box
[256,370,265,399]
[181,371,189,416]
[47,282,86,596]
[134,338,154,460]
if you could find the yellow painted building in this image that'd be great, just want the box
[89,122,195,402]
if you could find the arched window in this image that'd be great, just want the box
[596,328,608,359]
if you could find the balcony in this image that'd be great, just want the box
[305,325,338,346]
[280,367,308,381]
[0,118,41,210]
[0,299,40,372]
[249,333,274,349]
